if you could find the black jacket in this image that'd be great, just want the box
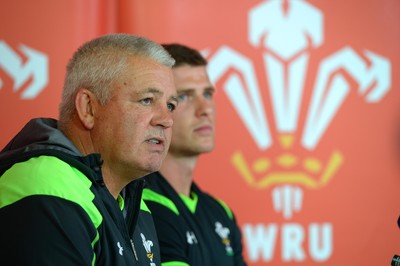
[143,172,247,266]
[0,118,160,265]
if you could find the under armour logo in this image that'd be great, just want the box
[186,231,198,245]
[117,241,124,256]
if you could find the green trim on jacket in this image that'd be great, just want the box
[142,188,179,215]
[0,155,103,230]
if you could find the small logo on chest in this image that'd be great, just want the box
[186,231,198,245]
[215,221,234,255]
[117,241,124,256]
[140,233,156,266]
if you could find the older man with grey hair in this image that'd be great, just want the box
[0,33,178,265]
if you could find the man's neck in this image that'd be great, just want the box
[160,154,199,197]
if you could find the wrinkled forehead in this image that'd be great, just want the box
[115,56,176,95]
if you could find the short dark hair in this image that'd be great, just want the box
[162,43,207,68]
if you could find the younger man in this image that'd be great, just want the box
[143,43,247,266]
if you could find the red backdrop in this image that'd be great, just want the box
[1,0,400,265]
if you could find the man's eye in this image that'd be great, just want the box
[167,103,176,112]
[141,98,152,105]
[204,91,214,99]
[178,94,188,102]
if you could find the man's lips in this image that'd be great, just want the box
[145,137,164,145]
[145,137,166,152]
[194,125,213,134]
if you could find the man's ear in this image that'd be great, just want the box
[75,88,96,130]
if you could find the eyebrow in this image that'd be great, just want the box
[178,86,216,93]
[145,88,163,95]
[177,88,195,94]
[205,86,216,93]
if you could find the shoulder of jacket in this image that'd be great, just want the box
[142,188,180,215]
[214,197,234,220]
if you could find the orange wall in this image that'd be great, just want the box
[1,0,400,265]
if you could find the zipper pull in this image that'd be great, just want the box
[130,239,138,261]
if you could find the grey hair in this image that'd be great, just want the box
[58,33,175,127]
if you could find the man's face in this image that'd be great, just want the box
[168,64,216,157]
[93,56,177,180]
